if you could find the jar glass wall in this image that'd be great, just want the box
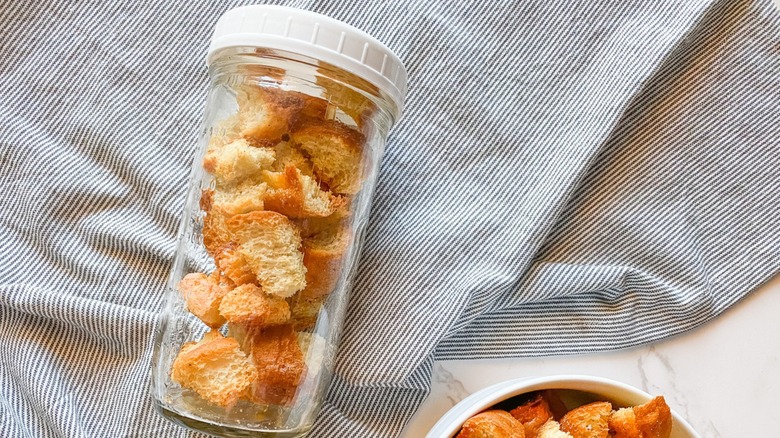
[151,47,398,437]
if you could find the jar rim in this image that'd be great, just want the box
[207,5,407,121]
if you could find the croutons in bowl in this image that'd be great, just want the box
[426,375,700,438]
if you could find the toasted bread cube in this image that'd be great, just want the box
[560,401,612,438]
[456,410,525,438]
[213,243,257,286]
[211,183,267,216]
[271,142,315,177]
[201,184,267,265]
[610,408,641,438]
[538,420,574,438]
[262,165,345,218]
[178,272,229,328]
[293,203,350,239]
[203,139,275,187]
[609,396,672,438]
[299,224,349,300]
[294,91,329,122]
[201,189,231,255]
[219,284,290,328]
[510,393,554,437]
[244,325,306,406]
[171,331,257,408]
[288,296,325,331]
[236,86,303,146]
[226,211,306,298]
[291,119,365,195]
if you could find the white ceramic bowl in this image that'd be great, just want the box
[426,375,700,438]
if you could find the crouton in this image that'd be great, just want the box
[261,165,345,218]
[235,86,304,146]
[299,224,350,300]
[538,420,574,438]
[226,211,306,298]
[201,183,268,261]
[177,272,229,328]
[203,139,275,187]
[610,408,641,438]
[213,243,257,286]
[288,296,325,331]
[293,203,351,239]
[271,142,315,177]
[171,331,257,408]
[292,91,329,123]
[201,189,232,255]
[219,283,290,328]
[560,401,612,438]
[609,396,672,438]
[456,410,525,438]
[244,325,306,406]
[291,119,365,194]
[510,393,554,437]
[211,183,267,216]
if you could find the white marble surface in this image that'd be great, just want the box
[402,274,780,438]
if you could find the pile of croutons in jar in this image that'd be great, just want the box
[171,82,367,410]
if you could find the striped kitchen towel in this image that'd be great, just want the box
[1,0,778,436]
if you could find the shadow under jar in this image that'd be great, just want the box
[151,6,407,437]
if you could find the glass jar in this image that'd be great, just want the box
[150,6,406,437]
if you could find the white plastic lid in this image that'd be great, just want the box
[207,5,408,119]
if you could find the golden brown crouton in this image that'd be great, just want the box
[244,325,306,406]
[177,272,229,328]
[261,165,345,218]
[456,410,525,438]
[171,331,257,408]
[201,189,231,255]
[538,420,574,438]
[633,397,672,438]
[510,393,554,437]
[226,211,306,298]
[271,142,315,177]
[235,86,304,147]
[292,91,329,123]
[560,401,612,438]
[610,408,641,438]
[213,243,257,286]
[219,283,290,328]
[299,224,350,300]
[291,119,366,195]
[293,203,351,239]
[288,296,325,331]
[211,183,267,216]
[202,139,275,188]
[609,396,672,438]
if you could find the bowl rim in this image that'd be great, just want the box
[424,374,700,438]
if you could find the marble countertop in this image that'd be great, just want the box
[401,274,780,437]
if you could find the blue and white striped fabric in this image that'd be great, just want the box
[1,0,778,436]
